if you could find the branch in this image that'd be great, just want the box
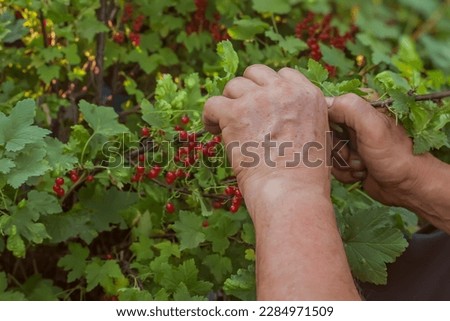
[370,90,450,107]
[95,0,108,104]
[39,10,48,48]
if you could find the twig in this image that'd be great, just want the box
[370,90,450,107]
[39,10,48,48]
[95,0,108,104]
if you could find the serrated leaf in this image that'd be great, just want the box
[0,158,15,174]
[118,288,153,301]
[252,0,291,14]
[36,65,60,85]
[172,282,206,301]
[392,36,423,78]
[300,59,328,84]
[7,145,50,188]
[6,228,25,258]
[79,100,129,136]
[204,214,240,254]
[320,44,354,75]
[278,36,308,55]
[44,137,77,172]
[203,254,232,283]
[342,208,408,284]
[223,265,256,300]
[375,71,410,91]
[27,191,62,215]
[161,259,212,295]
[21,275,62,300]
[0,272,26,301]
[0,99,50,152]
[85,259,125,292]
[217,40,239,76]
[141,99,168,128]
[172,211,205,250]
[76,12,109,42]
[228,19,269,41]
[58,243,89,283]
[413,130,449,154]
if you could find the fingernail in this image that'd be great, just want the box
[350,159,361,168]
[353,171,365,178]
[325,97,334,108]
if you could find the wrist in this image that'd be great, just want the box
[240,169,332,220]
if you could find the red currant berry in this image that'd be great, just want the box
[224,186,235,196]
[165,202,175,214]
[153,165,162,174]
[53,184,61,193]
[188,133,197,142]
[165,171,176,184]
[181,115,190,124]
[234,188,242,198]
[229,205,238,213]
[86,175,94,182]
[147,168,158,179]
[202,220,209,228]
[55,177,64,186]
[174,125,183,131]
[141,127,150,137]
[70,174,79,183]
[212,135,222,143]
[56,188,65,198]
[179,130,188,141]
[138,154,146,163]
[175,168,184,178]
[105,254,113,260]
[136,166,145,175]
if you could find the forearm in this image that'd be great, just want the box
[245,178,360,300]
[402,154,450,233]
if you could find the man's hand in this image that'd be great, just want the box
[327,93,422,206]
[203,64,331,213]
[328,93,450,233]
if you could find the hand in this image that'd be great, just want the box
[203,65,331,212]
[327,93,423,206]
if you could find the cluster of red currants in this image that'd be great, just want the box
[113,3,145,46]
[52,170,94,198]
[295,12,358,76]
[212,185,243,214]
[185,0,229,42]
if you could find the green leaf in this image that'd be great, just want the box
[320,44,354,75]
[21,275,62,300]
[27,191,62,215]
[7,145,50,188]
[118,288,153,301]
[392,36,424,78]
[204,214,240,254]
[342,208,408,284]
[0,272,26,300]
[223,264,256,300]
[0,158,15,174]
[375,71,411,91]
[79,100,130,136]
[57,243,89,283]
[252,0,291,14]
[36,65,60,85]
[85,258,125,292]
[0,99,50,152]
[44,137,78,172]
[300,59,328,84]
[203,254,232,283]
[6,228,25,258]
[217,40,239,76]
[278,36,308,55]
[161,259,212,295]
[228,19,269,41]
[76,12,109,42]
[413,130,449,154]
[172,211,205,250]
[141,99,169,128]
[173,282,206,301]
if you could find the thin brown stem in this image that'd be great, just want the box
[370,90,450,107]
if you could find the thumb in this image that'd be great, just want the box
[327,93,379,133]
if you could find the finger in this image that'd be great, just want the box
[243,64,279,86]
[202,96,233,134]
[332,167,361,184]
[277,67,310,85]
[328,93,383,134]
[223,76,259,99]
